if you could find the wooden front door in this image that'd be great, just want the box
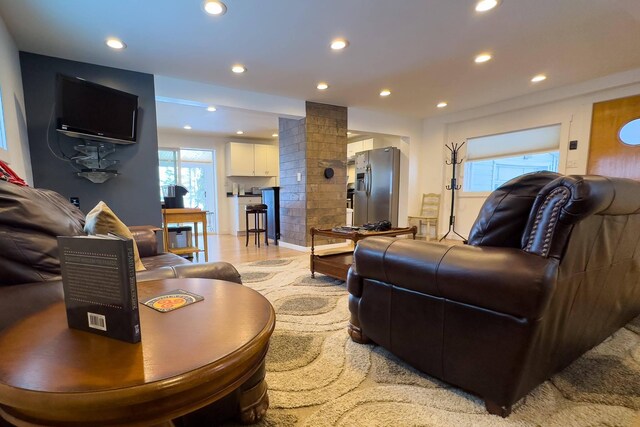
[588,94,640,180]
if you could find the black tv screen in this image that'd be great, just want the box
[56,75,138,144]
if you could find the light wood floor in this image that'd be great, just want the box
[195,234,304,265]
[193,234,462,265]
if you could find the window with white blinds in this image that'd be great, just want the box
[463,124,561,192]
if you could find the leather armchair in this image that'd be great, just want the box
[347,172,640,416]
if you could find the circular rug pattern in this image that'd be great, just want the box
[240,271,278,283]
[296,275,345,287]
[267,331,324,372]
[250,259,295,267]
[275,294,338,316]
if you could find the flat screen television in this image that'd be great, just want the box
[56,75,138,144]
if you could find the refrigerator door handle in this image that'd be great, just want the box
[366,165,372,196]
[363,165,368,196]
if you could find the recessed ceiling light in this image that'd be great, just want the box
[184,125,192,130]
[437,102,448,108]
[317,82,329,90]
[231,64,246,74]
[475,0,499,12]
[474,53,492,63]
[203,0,227,15]
[272,133,278,137]
[206,106,217,112]
[531,74,547,83]
[330,38,349,50]
[105,38,126,50]
[236,130,244,135]
[379,89,391,97]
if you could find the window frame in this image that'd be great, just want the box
[0,86,9,156]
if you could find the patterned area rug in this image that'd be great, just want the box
[225,255,640,426]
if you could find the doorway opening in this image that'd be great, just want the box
[158,148,218,233]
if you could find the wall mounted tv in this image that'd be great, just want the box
[56,75,138,144]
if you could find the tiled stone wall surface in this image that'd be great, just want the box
[279,117,307,247]
[305,102,347,246]
[278,103,347,247]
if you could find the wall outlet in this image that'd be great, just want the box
[566,160,578,168]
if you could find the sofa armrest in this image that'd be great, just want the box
[128,225,162,258]
[353,237,456,297]
[353,237,558,319]
[136,261,242,285]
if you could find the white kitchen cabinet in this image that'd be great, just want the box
[347,139,375,159]
[266,145,279,176]
[227,196,262,235]
[254,144,279,177]
[362,138,374,151]
[226,142,278,177]
[347,141,359,159]
[226,142,255,177]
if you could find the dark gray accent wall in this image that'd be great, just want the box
[19,52,161,226]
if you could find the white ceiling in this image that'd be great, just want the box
[155,99,282,139]
[1,0,640,128]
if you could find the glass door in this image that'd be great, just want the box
[158,148,218,233]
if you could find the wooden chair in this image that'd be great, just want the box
[407,193,440,240]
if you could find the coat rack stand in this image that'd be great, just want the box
[440,141,467,242]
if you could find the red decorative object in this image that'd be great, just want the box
[0,160,28,186]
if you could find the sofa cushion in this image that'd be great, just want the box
[141,253,191,270]
[467,171,560,248]
[84,201,146,271]
[128,225,161,258]
[0,181,86,285]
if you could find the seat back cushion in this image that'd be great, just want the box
[0,181,86,285]
[467,171,561,248]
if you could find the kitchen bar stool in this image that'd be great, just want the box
[245,204,269,247]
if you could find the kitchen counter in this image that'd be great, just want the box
[227,195,263,236]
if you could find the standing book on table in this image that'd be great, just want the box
[57,234,141,343]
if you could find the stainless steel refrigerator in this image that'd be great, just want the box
[353,147,400,226]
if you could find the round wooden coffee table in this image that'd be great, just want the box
[0,278,275,426]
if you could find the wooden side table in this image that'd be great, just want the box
[310,226,417,280]
[0,278,275,426]
[162,208,208,262]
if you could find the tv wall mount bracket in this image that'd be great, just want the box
[72,142,119,184]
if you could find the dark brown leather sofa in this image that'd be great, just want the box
[347,172,640,416]
[0,180,241,333]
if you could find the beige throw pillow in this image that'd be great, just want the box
[84,201,146,271]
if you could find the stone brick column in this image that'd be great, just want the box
[278,102,347,247]
[278,117,307,247]
[305,102,347,246]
